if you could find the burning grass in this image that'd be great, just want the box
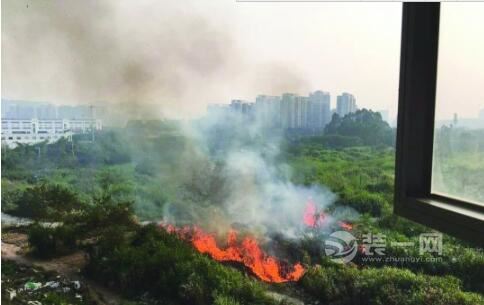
[160,199,354,284]
[162,224,305,283]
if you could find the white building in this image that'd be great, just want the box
[295,96,309,129]
[255,95,281,128]
[281,93,297,129]
[229,100,254,118]
[336,93,357,117]
[1,118,102,148]
[309,91,331,129]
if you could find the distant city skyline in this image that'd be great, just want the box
[1,99,97,120]
[2,1,483,120]
[4,95,484,126]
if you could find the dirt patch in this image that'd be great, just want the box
[2,233,122,305]
[1,242,30,265]
[2,232,86,276]
[2,232,29,246]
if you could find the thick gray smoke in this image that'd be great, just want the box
[2,0,309,121]
[162,110,352,238]
[2,0,238,119]
[2,0,354,236]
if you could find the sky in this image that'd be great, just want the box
[1,1,483,120]
[436,3,484,121]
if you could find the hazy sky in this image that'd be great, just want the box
[436,4,484,121]
[2,1,483,120]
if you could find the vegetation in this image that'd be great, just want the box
[286,144,484,293]
[27,193,136,258]
[1,125,185,220]
[302,262,483,305]
[6,183,85,220]
[433,125,484,203]
[87,225,277,305]
[2,115,484,304]
[324,109,395,146]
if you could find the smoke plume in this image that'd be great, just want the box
[162,110,345,239]
[2,0,309,120]
[2,0,354,236]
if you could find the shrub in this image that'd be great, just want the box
[10,183,85,220]
[338,191,387,217]
[86,225,276,305]
[28,223,80,258]
[214,294,242,305]
[301,264,484,305]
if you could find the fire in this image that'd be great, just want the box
[162,225,305,283]
[303,198,326,227]
[338,221,353,231]
[303,199,353,230]
[159,198,354,284]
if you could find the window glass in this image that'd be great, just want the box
[432,3,484,206]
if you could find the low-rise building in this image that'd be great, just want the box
[1,118,102,148]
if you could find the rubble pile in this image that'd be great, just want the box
[1,260,94,305]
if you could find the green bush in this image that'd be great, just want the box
[301,264,484,305]
[9,183,85,220]
[324,110,395,147]
[28,223,80,258]
[86,225,276,305]
[338,191,387,217]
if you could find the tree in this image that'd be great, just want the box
[324,109,395,146]
[10,183,85,220]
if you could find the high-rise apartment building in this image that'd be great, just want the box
[230,100,243,113]
[336,93,357,117]
[230,100,254,118]
[295,96,309,129]
[281,93,297,129]
[255,95,281,127]
[208,90,355,131]
[308,90,331,129]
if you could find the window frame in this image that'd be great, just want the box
[395,3,484,245]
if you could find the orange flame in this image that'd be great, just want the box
[163,225,305,283]
[303,199,353,230]
[303,198,326,227]
[338,221,353,231]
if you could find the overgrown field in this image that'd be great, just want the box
[2,117,483,305]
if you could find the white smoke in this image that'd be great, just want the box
[164,109,342,238]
